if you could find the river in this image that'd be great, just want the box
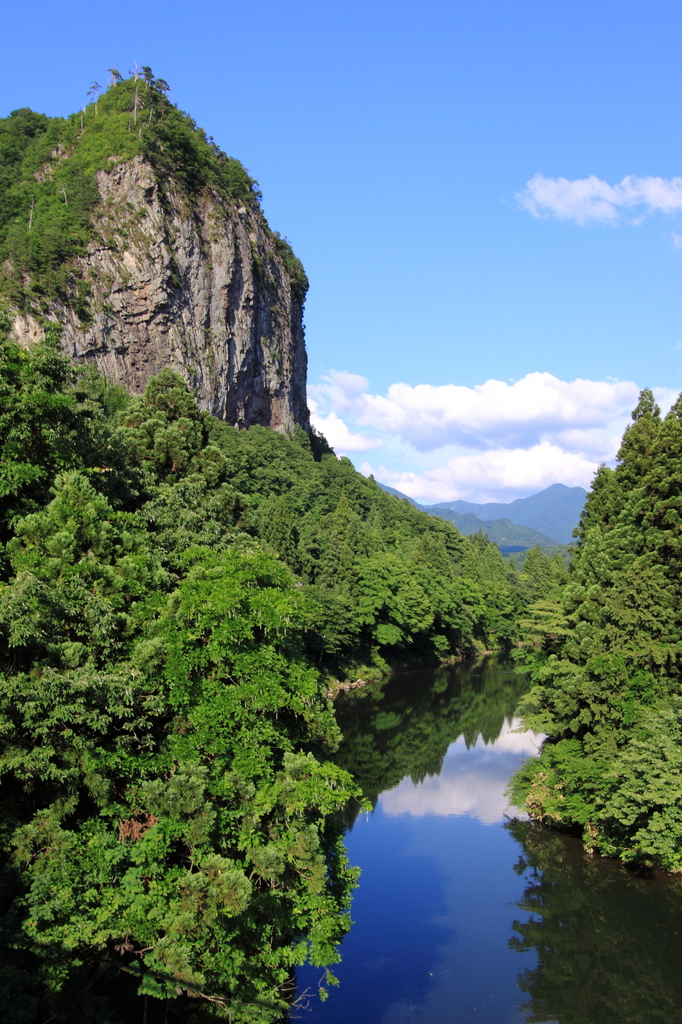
[295,659,682,1024]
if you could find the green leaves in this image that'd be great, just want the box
[0,551,360,1020]
[0,336,538,1017]
[512,388,682,869]
[0,330,132,550]
[357,551,433,647]
[1,471,164,666]
[597,700,682,869]
[118,370,207,485]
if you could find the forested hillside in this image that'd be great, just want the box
[0,322,362,1023]
[511,389,682,871]
[0,312,565,1022]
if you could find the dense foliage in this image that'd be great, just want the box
[0,71,307,317]
[511,389,682,870]
[0,313,536,1020]
[0,328,357,1023]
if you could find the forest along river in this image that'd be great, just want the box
[295,659,682,1024]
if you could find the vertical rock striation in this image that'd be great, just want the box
[11,155,309,433]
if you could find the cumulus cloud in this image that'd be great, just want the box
[517,173,682,225]
[363,441,601,503]
[309,370,369,413]
[312,370,641,453]
[308,377,384,455]
[308,407,382,455]
[310,370,678,503]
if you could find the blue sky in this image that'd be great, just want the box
[3,0,682,501]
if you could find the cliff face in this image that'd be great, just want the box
[11,155,309,434]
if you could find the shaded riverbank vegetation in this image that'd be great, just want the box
[511,389,682,871]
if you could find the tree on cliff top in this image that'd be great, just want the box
[0,72,308,319]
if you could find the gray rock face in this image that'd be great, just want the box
[11,156,309,433]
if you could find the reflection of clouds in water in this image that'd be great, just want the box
[379,718,544,825]
[486,723,543,755]
[380,1000,420,1024]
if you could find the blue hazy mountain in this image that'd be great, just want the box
[420,507,559,549]
[432,483,586,545]
[376,482,587,549]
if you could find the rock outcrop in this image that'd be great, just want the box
[11,155,309,434]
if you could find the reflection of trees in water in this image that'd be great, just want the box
[0,963,203,1024]
[334,659,528,826]
[2,965,296,1024]
[507,821,682,1024]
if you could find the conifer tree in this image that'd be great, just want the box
[263,495,298,568]
[511,389,682,870]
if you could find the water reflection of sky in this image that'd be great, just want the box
[299,667,682,1024]
[297,706,546,1024]
[379,719,543,824]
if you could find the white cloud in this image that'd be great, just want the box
[653,387,678,414]
[379,719,543,825]
[518,173,682,224]
[313,370,640,453]
[363,441,601,503]
[310,371,678,504]
[309,407,383,455]
[309,370,369,412]
[308,377,384,455]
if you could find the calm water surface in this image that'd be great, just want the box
[296,660,682,1024]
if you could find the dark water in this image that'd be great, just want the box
[296,660,682,1024]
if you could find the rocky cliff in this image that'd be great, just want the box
[2,81,310,433]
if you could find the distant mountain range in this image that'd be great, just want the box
[377,482,587,550]
[420,508,558,550]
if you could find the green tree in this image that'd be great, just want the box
[356,551,433,650]
[317,494,369,595]
[261,495,297,569]
[0,544,359,1021]
[0,318,134,558]
[511,389,682,869]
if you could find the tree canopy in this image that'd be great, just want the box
[511,389,682,871]
[0,316,535,1021]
